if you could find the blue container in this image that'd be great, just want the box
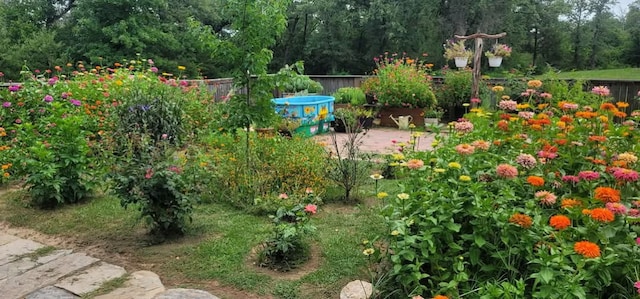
[273,96,335,127]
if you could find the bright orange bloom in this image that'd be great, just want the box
[560,115,574,123]
[527,176,545,186]
[554,139,567,146]
[574,241,601,258]
[509,213,533,228]
[614,111,627,118]
[616,101,630,108]
[497,120,509,131]
[527,80,543,88]
[590,208,615,222]
[594,187,621,203]
[588,135,607,142]
[432,296,449,299]
[550,215,571,230]
[561,199,582,208]
[576,111,598,119]
[611,160,628,168]
[600,103,618,112]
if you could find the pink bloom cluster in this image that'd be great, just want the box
[561,102,579,110]
[577,170,600,181]
[518,111,534,120]
[612,168,639,182]
[454,120,474,134]
[498,100,517,111]
[606,202,627,215]
[591,86,610,97]
[455,144,475,155]
[406,159,424,169]
[515,153,537,169]
[496,164,518,179]
[535,190,557,205]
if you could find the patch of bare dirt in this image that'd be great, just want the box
[245,243,322,281]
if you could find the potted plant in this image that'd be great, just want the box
[333,107,359,133]
[276,117,301,137]
[484,43,511,67]
[443,40,473,68]
[333,87,366,109]
[275,62,323,97]
[356,107,375,130]
[423,107,444,131]
[361,53,437,127]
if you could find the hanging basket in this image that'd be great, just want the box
[488,56,503,67]
[454,57,468,68]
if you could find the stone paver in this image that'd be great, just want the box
[94,270,166,299]
[26,286,79,299]
[0,252,98,299]
[0,233,19,246]
[154,288,221,299]
[0,250,71,282]
[314,127,435,154]
[56,262,127,296]
[0,239,45,266]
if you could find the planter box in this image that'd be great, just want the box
[378,107,424,127]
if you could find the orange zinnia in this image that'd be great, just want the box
[509,213,533,228]
[527,176,545,187]
[561,199,582,208]
[589,208,615,222]
[432,296,449,299]
[600,102,617,112]
[549,215,571,230]
[594,187,621,203]
[574,241,601,258]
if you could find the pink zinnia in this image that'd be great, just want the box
[406,159,425,169]
[278,193,289,199]
[496,164,518,179]
[591,86,610,97]
[561,103,579,110]
[606,202,627,215]
[518,111,535,119]
[304,204,317,214]
[515,153,537,169]
[498,100,517,111]
[578,170,600,181]
[455,144,475,155]
[145,168,154,179]
[561,175,580,184]
[535,190,557,205]
[537,150,558,159]
[471,140,490,151]
[634,281,640,294]
[454,121,474,134]
[628,209,640,217]
[540,92,552,99]
[613,168,639,182]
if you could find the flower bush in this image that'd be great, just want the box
[485,43,512,58]
[374,80,640,298]
[361,53,436,108]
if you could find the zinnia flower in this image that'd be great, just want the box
[605,202,627,215]
[496,164,518,179]
[278,193,289,199]
[406,159,424,169]
[397,193,410,200]
[304,204,317,214]
[432,296,449,299]
[561,175,579,184]
[454,121,474,134]
[455,144,475,155]
[527,176,545,186]
[509,213,533,228]
[561,199,582,208]
[590,208,615,222]
[617,152,638,164]
[578,170,600,181]
[471,140,490,151]
[549,215,571,230]
[448,162,461,169]
[518,111,535,119]
[515,154,537,169]
[459,175,471,182]
[574,241,601,258]
[591,86,610,97]
[377,192,388,199]
[527,80,543,89]
[613,168,639,182]
[498,100,517,111]
[535,190,557,205]
[594,187,621,203]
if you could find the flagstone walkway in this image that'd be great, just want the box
[314,127,438,154]
[0,232,219,299]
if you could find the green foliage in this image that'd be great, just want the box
[259,192,319,271]
[187,130,329,213]
[435,70,473,108]
[333,87,365,105]
[362,54,436,109]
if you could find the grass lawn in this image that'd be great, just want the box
[0,181,395,299]
[540,68,640,80]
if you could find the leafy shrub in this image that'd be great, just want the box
[258,192,319,271]
[189,130,328,213]
[374,80,640,298]
[362,53,436,108]
[333,87,366,105]
[434,70,472,109]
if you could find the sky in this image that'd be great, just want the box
[613,0,635,16]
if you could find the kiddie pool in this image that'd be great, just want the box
[272,96,335,136]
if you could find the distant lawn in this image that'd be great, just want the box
[542,68,640,80]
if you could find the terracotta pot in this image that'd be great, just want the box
[378,107,424,127]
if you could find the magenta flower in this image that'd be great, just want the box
[578,170,600,181]
[61,92,69,99]
[634,281,640,294]
[150,67,158,73]
[15,119,22,124]
[606,202,627,215]
[2,102,11,108]
[145,168,154,179]
[540,92,552,99]
[471,98,481,104]
[561,175,579,184]
[43,95,54,103]
[613,168,639,182]
[69,99,81,106]
[48,77,58,85]
[636,238,640,246]
[148,59,154,65]
[8,85,20,92]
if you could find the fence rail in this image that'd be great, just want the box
[3,76,640,109]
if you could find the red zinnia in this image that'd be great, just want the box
[549,215,571,230]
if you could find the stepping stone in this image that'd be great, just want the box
[25,286,79,299]
[340,280,373,299]
[0,252,99,299]
[0,250,71,282]
[153,288,220,299]
[94,271,165,299]
[0,239,45,266]
[56,262,126,296]
[0,234,19,246]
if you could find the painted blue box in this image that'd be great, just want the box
[273,96,335,126]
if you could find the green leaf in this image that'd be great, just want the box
[474,235,487,248]
[538,267,554,284]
